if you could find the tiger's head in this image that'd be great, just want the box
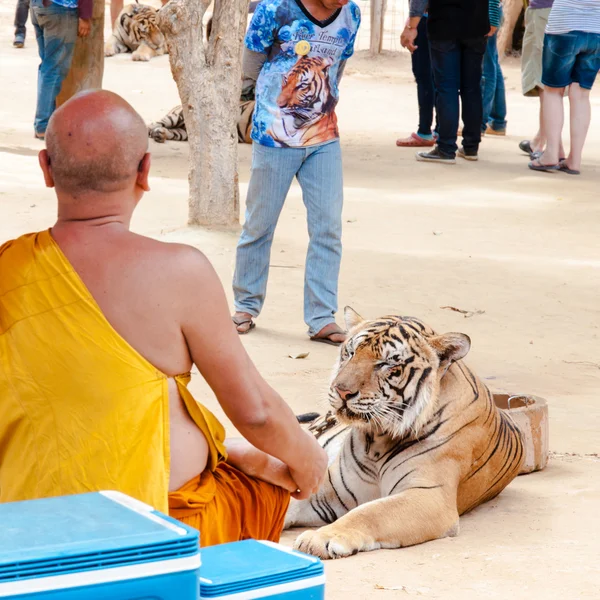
[329,307,471,439]
[122,4,165,50]
[277,56,336,128]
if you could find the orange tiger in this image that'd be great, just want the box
[268,56,339,147]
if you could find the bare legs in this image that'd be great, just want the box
[566,83,591,172]
[530,89,546,153]
[539,86,565,165]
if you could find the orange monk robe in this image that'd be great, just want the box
[0,230,289,546]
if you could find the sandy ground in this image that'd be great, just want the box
[1,1,600,598]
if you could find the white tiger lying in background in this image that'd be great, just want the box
[285,307,525,559]
[147,100,255,144]
[104,3,166,62]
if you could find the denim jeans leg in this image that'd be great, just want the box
[481,32,497,131]
[32,3,77,135]
[491,59,507,130]
[14,0,30,37]
[460,37,487,152]
[430,39,461,157]
[233,144,303,318]
[296,141,343,335]
[412,17,436,136]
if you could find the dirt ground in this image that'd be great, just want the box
[1,0,600,597]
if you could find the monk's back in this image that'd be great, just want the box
[52,226,212,490]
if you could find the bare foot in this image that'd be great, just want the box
[310,323,346,346]
[232,311,255,334]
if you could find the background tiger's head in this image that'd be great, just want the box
[277,56,335,127]
[122,4,165,49]
[329,307,471,439]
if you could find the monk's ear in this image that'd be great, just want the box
[38,150,54,188]
[429,333,471,369]
[136,152,151,192]
[344,306,365,331]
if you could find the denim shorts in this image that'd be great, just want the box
[542,31,600,90]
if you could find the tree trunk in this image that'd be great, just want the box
[160,0,249,228]
[57,0,104,106]
[369,0,386,55]
[497,0,524,60]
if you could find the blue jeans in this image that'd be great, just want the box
[30,0,77,135]
[542,31,600,90]
[429,37,487,157]
[412,17,438,136]
[233,141,344,335]
[481,32,507,132]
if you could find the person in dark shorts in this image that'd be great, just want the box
[529,0,600,175]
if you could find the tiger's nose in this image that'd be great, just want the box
[335,385,359,403]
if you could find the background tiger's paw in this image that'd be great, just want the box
[149,127,167,143]
[293,527,378,560]
[104,46,117,57]
[132,51,151,62]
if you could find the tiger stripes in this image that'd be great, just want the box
[147,100,255,144]
[285,307,525,560]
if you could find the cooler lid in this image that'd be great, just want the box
[0,491,199,583]
[199,540,324,597]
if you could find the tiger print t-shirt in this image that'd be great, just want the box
[245,0,361,148]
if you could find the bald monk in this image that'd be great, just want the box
[0,90,327,546]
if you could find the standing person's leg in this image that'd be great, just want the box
[481,33,497,133]
[562,33,600,173]
[110,0,123,29]
[13,0,30,46]
[233,144,302,333]
[530,32,576,169]
[296,140,345,343]
[460,37,487,157]
[419,39,461,162]
[520,7,551,154]
[32,2,78,138]
[396,17,436,147]
[490,54,507,133]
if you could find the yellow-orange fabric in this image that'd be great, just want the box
[0,230,227,514]
[169,463,290,547]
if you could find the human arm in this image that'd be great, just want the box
[488,0,501,35]
[78,0,92,37]
[176,248,327,500]
[401,0,427,52]
[241,48,267,100]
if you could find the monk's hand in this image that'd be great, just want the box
[224,438,298,493]
[288,431,328,500]
[78,18,91,37]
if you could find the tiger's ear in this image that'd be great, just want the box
[344,306,365,331]
[429,333,471,367]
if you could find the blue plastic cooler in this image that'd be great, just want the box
[0,491,201,599]
[199,540,325,600]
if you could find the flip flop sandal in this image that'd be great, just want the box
[396,132,436,147]
[559,161,581,175]
[232,316,255,335]
[528,161,560,173]
[310,326,346,347]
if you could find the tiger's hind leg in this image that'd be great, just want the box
[294,485,460,560]
[104,35,128,57]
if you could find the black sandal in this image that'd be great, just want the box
[232,315,255,335]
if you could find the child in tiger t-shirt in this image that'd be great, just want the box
[232,0,361,345]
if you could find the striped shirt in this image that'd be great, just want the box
[546,0,600,35]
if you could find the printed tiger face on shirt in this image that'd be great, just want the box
[245,0,361,148]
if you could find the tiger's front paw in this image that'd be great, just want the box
[293,526,379,560]
[132,51,151,61]
[104,45,118,57]
[149,127,167,143]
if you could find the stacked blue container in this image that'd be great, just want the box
[0,492,325,600]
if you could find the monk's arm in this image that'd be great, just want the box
[176,247,327,499]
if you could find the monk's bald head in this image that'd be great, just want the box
[45,90,149,194]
